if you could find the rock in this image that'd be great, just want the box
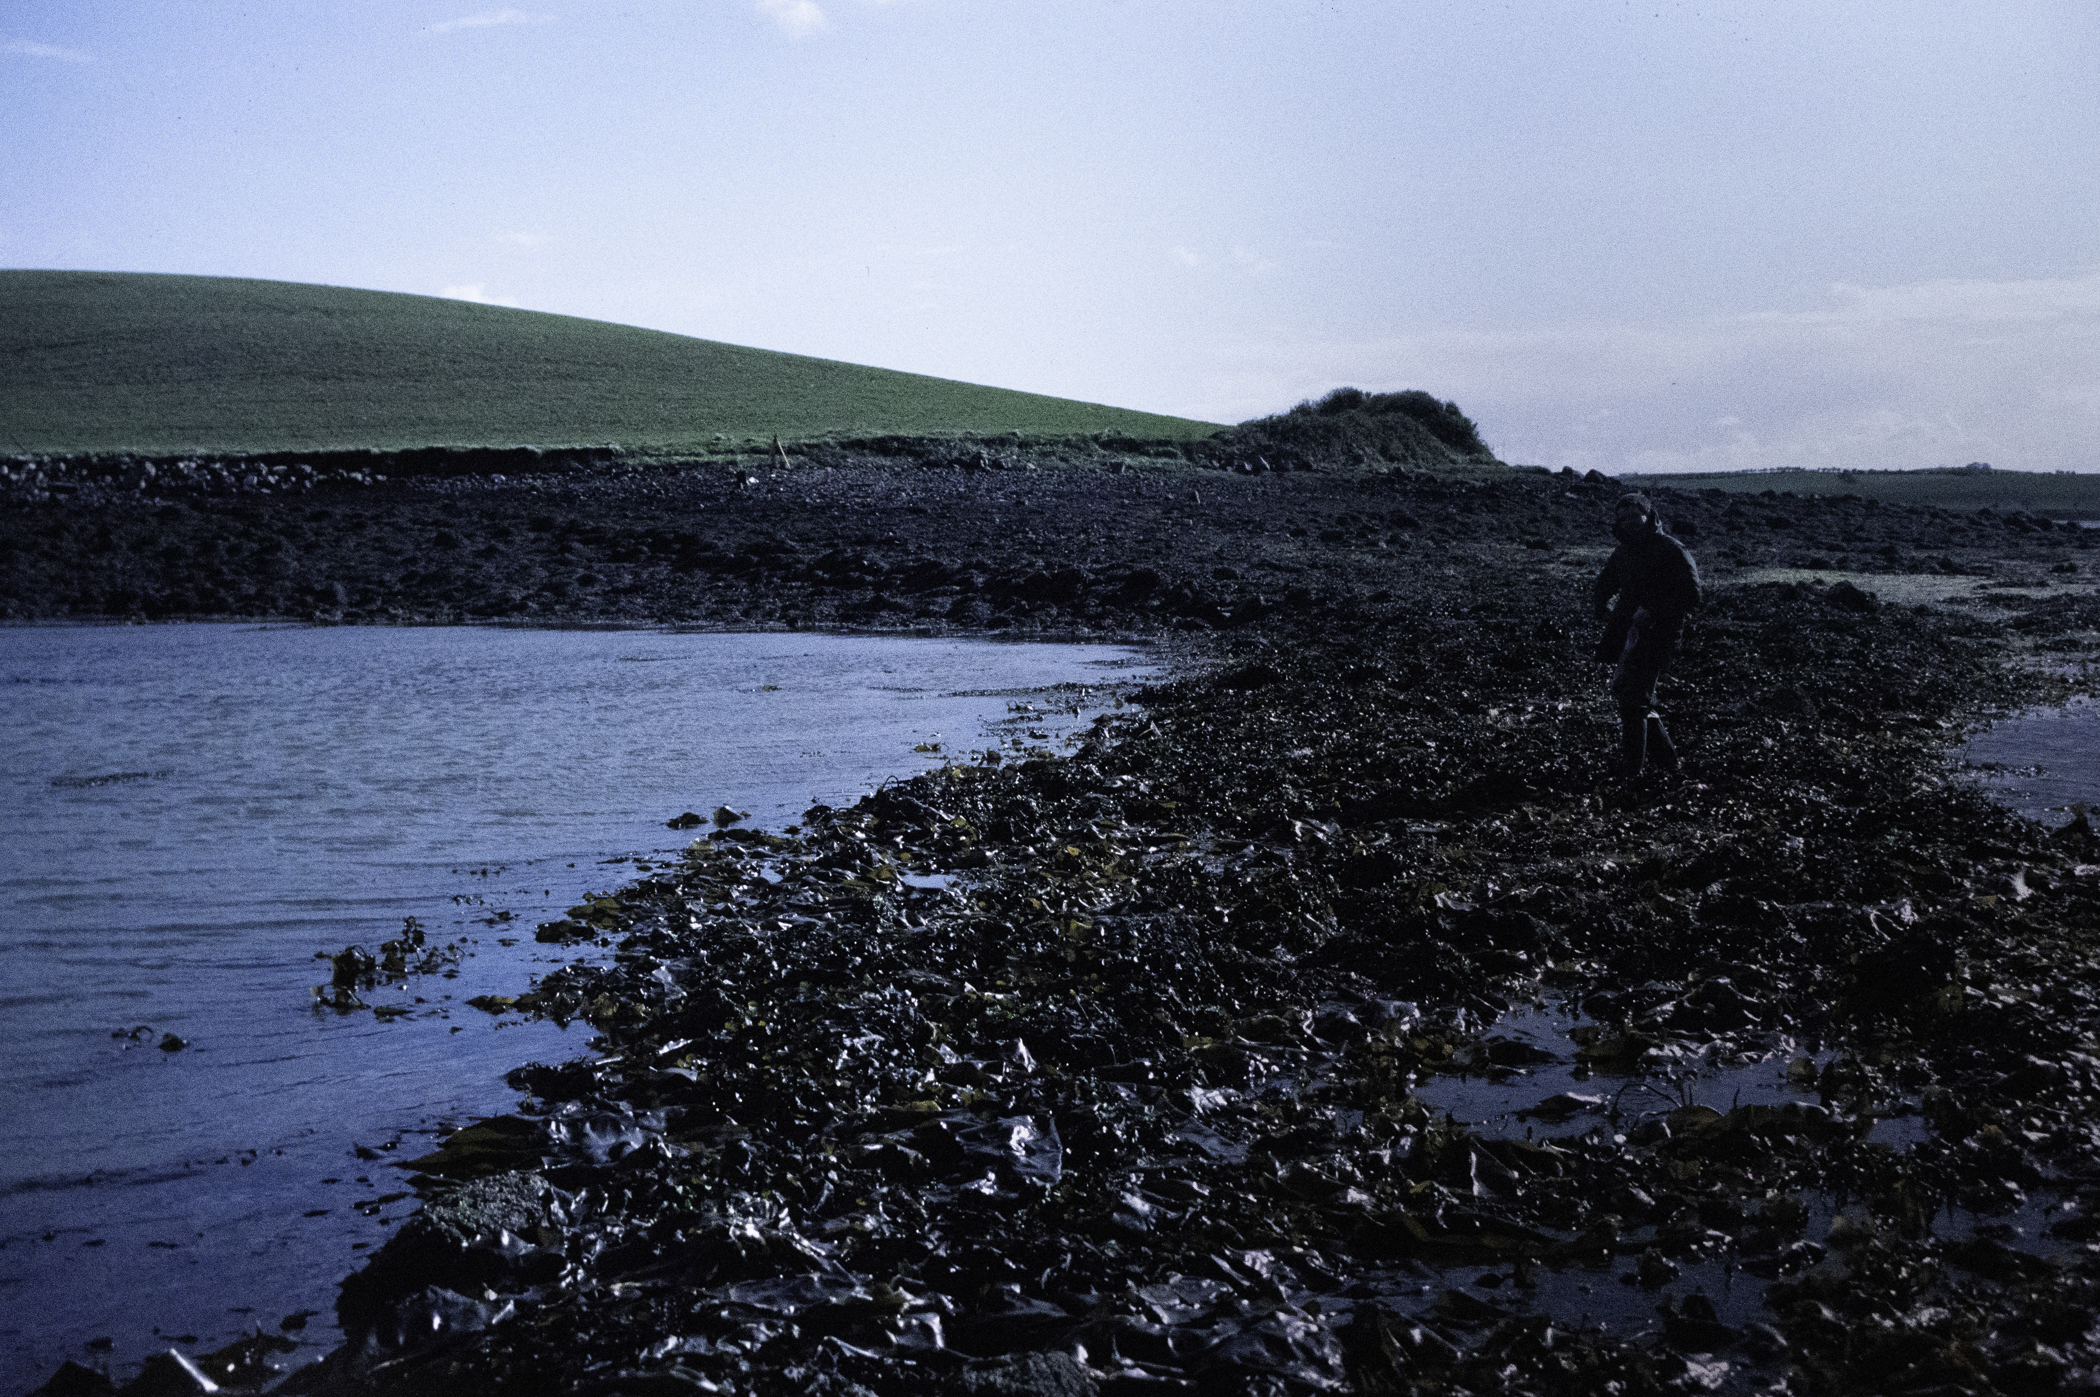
[29,1362,115,1397]
[114,1351,216,1396]
[1826,579,1874,611]
[957,1351,1098,1396]
[1764,686,1819,720]
[1850,936,1960,1015]
[1218,662,1282,690]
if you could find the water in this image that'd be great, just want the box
[1961,693,2100,825]
[1407,998,2062,1341]
[1412,1005,1829,1140]
[0,624,1157,1383]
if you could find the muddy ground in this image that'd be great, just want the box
[14,440,2100,1397]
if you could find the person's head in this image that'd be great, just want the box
[1613,493,1656,541]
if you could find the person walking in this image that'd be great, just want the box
[1593,493,1700,779]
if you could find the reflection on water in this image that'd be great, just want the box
[1408,995,2077,1340]
[1961,693,2100,824]
[0,624,1156,1381]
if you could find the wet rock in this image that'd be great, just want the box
[398,1118,549,1181]
[1660,1294,1733,1352]
[181,1332,299,1389]
[1825,579,1874,611]
[29,1362,115,1397]
[1848,935,1960,1016]
[1636,1247,1678,1289]
[360,1286,515,1359]
[114,1351,218,1396]
[336,1171,563,1337]
[1217,662,1282,690]
[956,1352,1098,1396]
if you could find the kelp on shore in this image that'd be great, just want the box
[204,561,2100,1397]
[19,425,2100,1394]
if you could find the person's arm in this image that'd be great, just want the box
[1593,550,1626,620]
[1660,542,1701,617]
[1587,550,1621,617]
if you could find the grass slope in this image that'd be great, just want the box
[1628,466,2100,517]
[0,271,1222,455]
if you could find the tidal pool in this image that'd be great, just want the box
[1961,692,2100,825]
[0,624,1156,1382]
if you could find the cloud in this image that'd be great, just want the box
[1801,273,2100,327]
[1230,244,1277,276]
[1186,269,2100,474]
[756,0,828,37]
[1167,244,1279,275]
[440,283,521,307]
[429,9,552,34]
[5,39,93,62]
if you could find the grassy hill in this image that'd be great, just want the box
[1627,465,2100,518]
[0,271,1223,455]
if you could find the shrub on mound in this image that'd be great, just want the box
[1212,386,1495,470]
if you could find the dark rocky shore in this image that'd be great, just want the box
[16,408,2100,1396]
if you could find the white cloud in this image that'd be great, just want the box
[1230,244,1277,276]
[1184,269,2100,473]
[6,39,93,62]
[757,0,829,37]
[429,9,552,34]
[1802,273,2100,327]
[440,283,521,306]
[1167,244,1279,275]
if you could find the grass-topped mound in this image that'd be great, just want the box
[0,271,1224,455]
[1208,386,1498,473]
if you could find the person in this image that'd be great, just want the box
[1592,493,1700,779]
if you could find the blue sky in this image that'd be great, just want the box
[5,1,2096,471]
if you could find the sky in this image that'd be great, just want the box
[4,0,2097,473]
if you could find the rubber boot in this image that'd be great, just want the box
[1645,713,1678,772]
[1617,707,1647,779]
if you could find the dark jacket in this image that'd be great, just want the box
[1593,515,1700,664]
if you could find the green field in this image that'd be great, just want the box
[1628,465,2100,517]
[0,271,1223,455]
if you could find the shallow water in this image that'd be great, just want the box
[1961,693,2100,824]
[0,624,1156,1381]
[1407,998,2072,1341]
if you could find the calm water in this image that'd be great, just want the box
[0,625,1156,1383]
[1962,693,2100,825]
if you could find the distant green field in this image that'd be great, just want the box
[0,271,1223,455]
[1628,466,2100,517]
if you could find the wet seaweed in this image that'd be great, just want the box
[25,453,2100,1395]
[209,563,2100,1397]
